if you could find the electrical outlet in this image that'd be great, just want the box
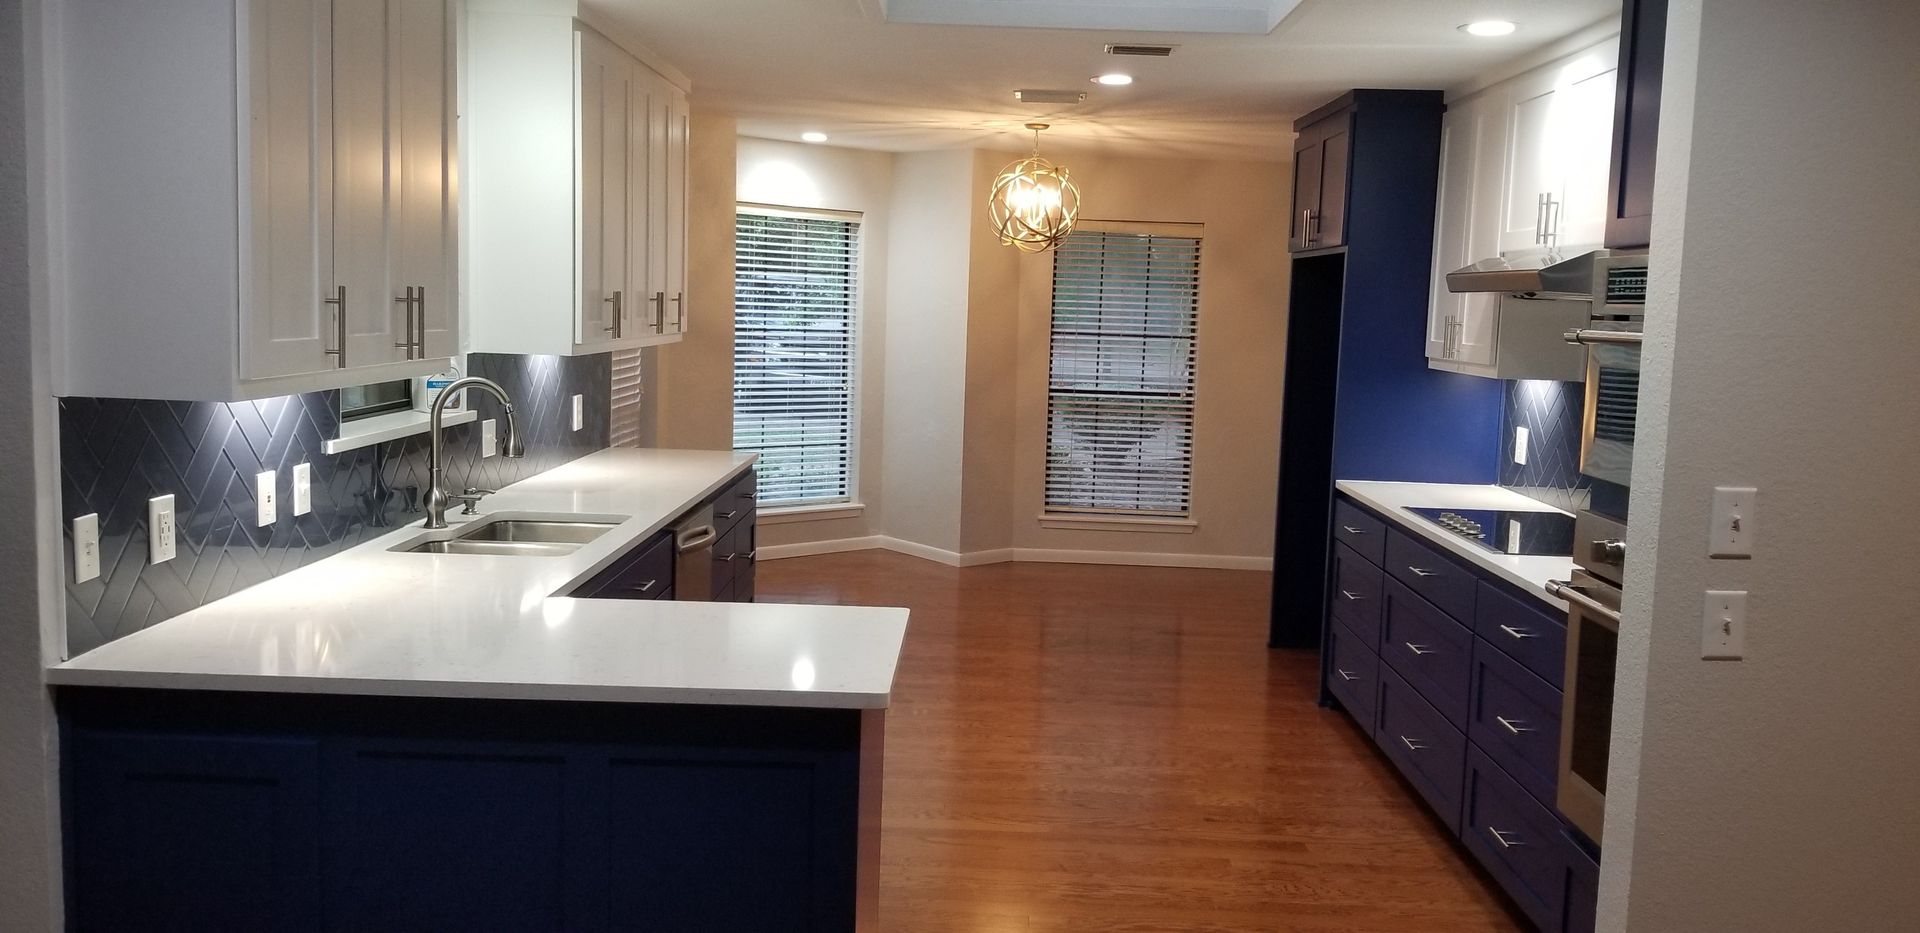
[72,513,101,583]
[256,469,277,526]
[1513,426,1530,466]
[1702,590,1747,660]
[482,419,497,457]
[1709,486,1759,558]
[571,394,584,431]
[292,463,311,516]
[148,494,176,564]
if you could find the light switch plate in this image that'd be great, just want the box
[1708,486,1758,558]
[1702,590,1747,660]
[571,394,584,431]
[481,418,497,457]
[72,513,101,583]
[1513,425,1529,466]
[148,494,176,564]
[292,463,312,516]
[256,469,277,526]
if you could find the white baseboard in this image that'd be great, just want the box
[756,536,1272,572]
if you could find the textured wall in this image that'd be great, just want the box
[59,352,611,655]
[1499,378,1591,513]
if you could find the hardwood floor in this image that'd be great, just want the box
[759,551,1525,932]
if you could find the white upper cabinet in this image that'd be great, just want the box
[467,6,690,356]
[1495,38,1619,256]
[51,0,459,401]
[1429,32,1620,378]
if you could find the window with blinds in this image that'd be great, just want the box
[610,347,644,447]
[733,208,860,507]
[1046,229,1201,517]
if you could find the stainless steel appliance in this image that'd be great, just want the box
[1546,510,1627,844]
[673,506,719,599]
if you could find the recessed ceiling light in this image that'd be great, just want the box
[800,131,829,143]
[1460,20,1518,37]
[1092,73,1134,86]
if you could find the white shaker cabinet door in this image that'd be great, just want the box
[1553,46,1620,252]
[331,0,407,367]
[1497,69,1564,256]
[663,84,691,336]
[243,0,336,381]
[1427,105,1472,362]
[390,0,457,361]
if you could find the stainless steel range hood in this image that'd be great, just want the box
[1446,249,1611,298]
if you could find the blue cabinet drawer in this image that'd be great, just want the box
[1332,498,1386,565]
[1376,668,1466,833]
[1476,581,1569,690]
[1386,529,1477,622]
[1468,639,1564,808]
[1562,830,1600,933]
[1381,578,1473,728]
[1326,618,1380,729]
[1461,747,1568,932]
[575,531,674,600]
[1330,543,1385,647]
[714,470,756,535]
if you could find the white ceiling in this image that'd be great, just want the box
[588,0,1619,161]
[878,0,1309,35]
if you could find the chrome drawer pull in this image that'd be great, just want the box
[1407,567,1439,578]
[719,553,737,562]
[629,579,657,594]
[1339,590,1365,602]
[1496,716,1534,735]
[1340,525,1366,535]
[1498,624,1536,640]
[1487,827,1525,849]
[1335,669,1360,682]
[1399,736,1427,752]
[719,509,740,520]
[1403,642,1435,656]
[743,549,757,561]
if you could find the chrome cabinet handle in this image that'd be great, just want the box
[414,286,427,356]
[743,549,756,561]
[1339,590,1365,602]
[1496,716,1534,735]
[394,286,417,358]
[1546,580,1624,626]
[1544,194,1560,245]
[604,290,623,338]
[1536,192,1548,245]
[1404,642,1435,656]
[629,579,657,593]
[719,553,737,563]
[718,509,739,520]
[1498,624,1536,640]
[1399,736,1427,752]
[1407,567,1439,578]
[652,291,666,332]
[324,285,347,367]
[671,291,684,329]
[1335,668,1360,683]
[1487,827,1525,849]
[1300,209,1310,244]
[1340,525,1365,535]
[743,492,758,500]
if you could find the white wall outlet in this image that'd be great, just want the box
[256,469,277,526]
[481,418,497,457]
[1513,425,1530,466]
[292,462,312,516]
[72,513,101,583]
[148,494,176,564]
[1708,486,1758,558]
[571,394,584,431]
[1702,590,1747,660]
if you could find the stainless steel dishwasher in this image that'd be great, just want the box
[673,506,718,600]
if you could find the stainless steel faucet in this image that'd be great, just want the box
[423,377,526,529]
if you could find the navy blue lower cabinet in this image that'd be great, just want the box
[1467,640,1565,808]
[1325,618,1381,728]
[1475,580,1569,689]
[1561,829,1601,933]
[1376,668,1467,832]
[1461,747,1570,931]
[1380,578,1474,728]
[1329,542,1385,647]
[60,688,869,932]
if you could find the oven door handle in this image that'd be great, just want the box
[1564,329,1644,346]
[1547,579,1623,626]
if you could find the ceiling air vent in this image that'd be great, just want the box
[1014,89,1088,104]
[1106,43,1175,57]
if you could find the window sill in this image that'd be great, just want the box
[1038,512,1198,534]
[759,503,867,526]
[322,408,476,455]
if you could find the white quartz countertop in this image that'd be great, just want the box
[50,449,910,709]
[1334,481,1574,611]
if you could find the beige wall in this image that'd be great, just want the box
[973,149,1290,562]
[1600,0,1920,928]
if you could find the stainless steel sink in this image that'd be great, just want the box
[391,514,623,556]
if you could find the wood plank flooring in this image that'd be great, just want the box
[759,551,1525,932]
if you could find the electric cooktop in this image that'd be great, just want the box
[1405,507,1576,557]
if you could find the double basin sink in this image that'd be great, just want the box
[391,513,627,557]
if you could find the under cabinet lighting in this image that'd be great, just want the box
[1460,20,1518,37]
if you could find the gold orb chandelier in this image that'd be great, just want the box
[988,123,1081,253]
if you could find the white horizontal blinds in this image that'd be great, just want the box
[733,209,859,506]
[610,348,643,447]
[1046,230,1201,516]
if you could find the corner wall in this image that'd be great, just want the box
[1602,0,1920,928]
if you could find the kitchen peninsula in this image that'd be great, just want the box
[49,448,906,932]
